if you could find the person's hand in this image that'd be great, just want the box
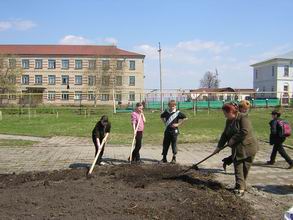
[213,147,221,154]
[171,123,179,128]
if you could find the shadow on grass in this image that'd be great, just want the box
[253,184,293,195]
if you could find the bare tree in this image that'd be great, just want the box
[0,55,22,105]
[199,70,220,88]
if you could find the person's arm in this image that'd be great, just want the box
[141,112,146,123]
[171,112,187,128]
[213,120,229,154]
[160,111,166,124]
[228,115,249,147]
[96,137,101,147]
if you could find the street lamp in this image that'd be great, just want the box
[158,42,163,111]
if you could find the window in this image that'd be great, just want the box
[75,60,82,69]
[117,60,123,70]
[48,91,56,100]
[74,91,82,100]
[8,94,16,100]
[129,76,135,86]
[102,76,110,86]
[115,92,122,101]
[21,75,29,85]
[271,86,274,92]
[22,59,29,69]
[102,60,110,70]
[101,94,109,101]
[129,91,135,101]
[284,65,289,77]
[62,60,69,69]
[88,60,96,70]
[88,91,95,100]
[48,60,56,69]
[61,75,69,85]
[35,75,43,85]
[9,59,16,68]
[129,60,135,70]
[48,75,56,85]
[35,59,42,69]
[272,66,274,77]
[88,75,96,86]
[75,75,82,85]
[61,91,69,100]
[8,75,16,84]
[262,86,266,92]
[115,76,122,86]
[255,69,258,79]
[284,85,289,91]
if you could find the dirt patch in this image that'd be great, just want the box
[0,164,259,220]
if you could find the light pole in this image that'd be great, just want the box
[158,42,163,111]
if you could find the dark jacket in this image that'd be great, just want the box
[92,121,111,140]
[217,113,258,161]
[269,119,285,145]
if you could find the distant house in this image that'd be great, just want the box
[251,51,293,104]
[189,87,255,101]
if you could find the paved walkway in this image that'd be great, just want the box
[0,134,292,195]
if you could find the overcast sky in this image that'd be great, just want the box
[1,0,293,89]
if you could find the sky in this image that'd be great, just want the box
[1,0,293,89]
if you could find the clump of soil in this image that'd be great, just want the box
[0,164,259,219]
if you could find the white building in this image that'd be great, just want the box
[251,51,293,104]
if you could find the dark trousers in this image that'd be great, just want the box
[92,137,105,163]
[233,156,254,190]
[132,131,143,161]
[270,142,293,165]
[162,131,178,157]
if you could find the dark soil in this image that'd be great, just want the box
[0,164,259,220]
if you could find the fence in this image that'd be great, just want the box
[0,91,292,112]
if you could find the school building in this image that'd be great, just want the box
[0,45,145,105]
[251,51,293,104]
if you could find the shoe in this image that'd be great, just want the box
[161,157,167,163]
[223,162,227,172]
[233,189,245,197]
[100,161,106,166]
[288,163,293,169]
[170,156,176,164]
[266,161,274,165]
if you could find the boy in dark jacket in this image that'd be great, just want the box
[267,111,293,169]
[160,100,187,163]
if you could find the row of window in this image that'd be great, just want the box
[47,91,136,101]
[5,59,136,70]
[261,85,289,92]
[21,75,136,86]
[255,65,290,79]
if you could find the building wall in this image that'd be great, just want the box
[252,60,293,99]
[8,56,144,105]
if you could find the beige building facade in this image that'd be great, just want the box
[0,45,145,105]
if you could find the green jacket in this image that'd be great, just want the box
[217,112,258,161]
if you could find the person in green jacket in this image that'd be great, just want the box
[213,102,258,196]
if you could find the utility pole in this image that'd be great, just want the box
[158,42,163,111]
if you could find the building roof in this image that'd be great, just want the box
[251,51,293,66]
[190,87,255,93]
[0,45,145,58]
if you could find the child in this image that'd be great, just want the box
[130,102,146,163]
[92,115,111,165]
[160,100,187,163]
[267,110,293,169]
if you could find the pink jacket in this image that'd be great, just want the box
[131,111,144,132]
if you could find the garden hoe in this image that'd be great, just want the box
[87,138,107,177]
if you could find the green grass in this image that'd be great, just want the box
[0,107,293,145]
[0,139,39,147]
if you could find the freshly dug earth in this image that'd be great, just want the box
[0,164,259,220]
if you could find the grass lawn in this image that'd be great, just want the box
[0,139,39,147]
[0,106,293,145]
